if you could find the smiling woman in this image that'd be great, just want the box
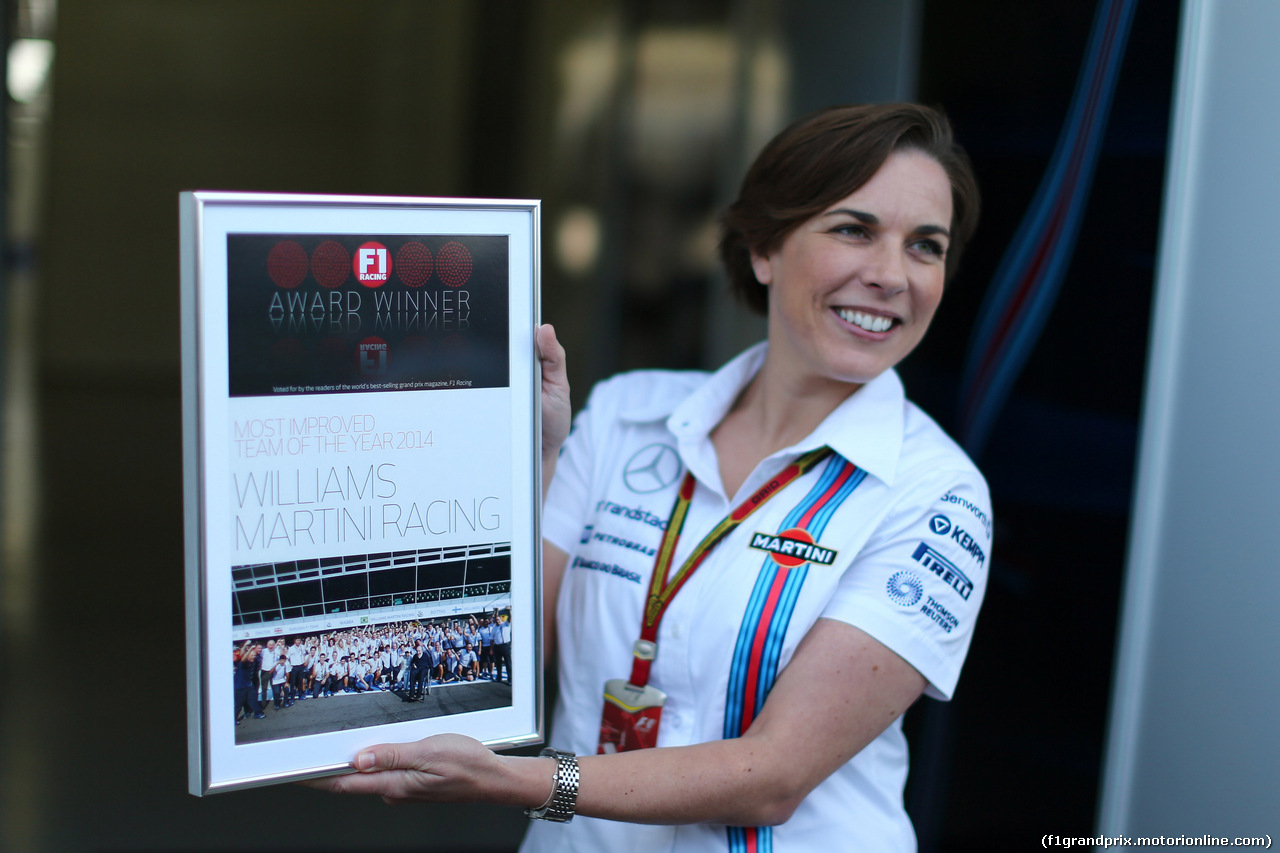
[312,105,992,853]
[751,151,952,391]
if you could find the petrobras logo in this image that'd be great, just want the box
[749,528,838,568]
[911,542,974,600]
[928,514,986,568]
[354,241,391,286]
[886,570,924,606]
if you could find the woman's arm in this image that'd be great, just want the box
[542,541,568,665]
[311,617,925,827]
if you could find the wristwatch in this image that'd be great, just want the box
[525,747,579,823]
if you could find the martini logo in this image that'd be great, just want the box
[749,528,837,568]
[354,241,391,286]
[356,336,389,376]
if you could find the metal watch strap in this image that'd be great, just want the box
[524,748,579,823]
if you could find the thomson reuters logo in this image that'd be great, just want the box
[354,241,391,287]
[749,528,837,568]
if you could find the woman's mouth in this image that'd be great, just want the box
[835,307,896,333]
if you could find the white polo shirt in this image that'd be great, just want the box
[523,344,991,853]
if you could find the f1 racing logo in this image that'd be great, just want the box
[354,241,391,287]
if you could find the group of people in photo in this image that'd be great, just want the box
[233,608,512,724]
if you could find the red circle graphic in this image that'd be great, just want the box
[436,241,473,287]
[770,528,816,568]
[267,241,308,288]
[310,240,350,288]
[396,242,433,287]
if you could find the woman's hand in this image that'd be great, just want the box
[305,733,552,809]
[537,324,571,498]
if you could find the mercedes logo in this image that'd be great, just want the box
[622,443,682,494]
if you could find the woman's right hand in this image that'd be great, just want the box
[306,733,553,809]
[536,324,571,498]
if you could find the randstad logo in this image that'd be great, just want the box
[354,241,391,286]
[749,528,837,568]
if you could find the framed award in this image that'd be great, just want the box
[180,192,543,794]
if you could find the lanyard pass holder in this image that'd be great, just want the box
[598,639,667,754]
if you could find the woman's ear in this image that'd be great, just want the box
[749,248,774,287]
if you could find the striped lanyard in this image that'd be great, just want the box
[627,445,833,688]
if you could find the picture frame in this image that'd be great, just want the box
[180,192,543,795]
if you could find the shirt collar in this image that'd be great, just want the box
[620,342,905,486]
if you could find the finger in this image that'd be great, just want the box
[536,324,568,387]
[322,769,415,798]
[352,740,424,773]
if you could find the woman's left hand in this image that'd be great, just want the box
[537,323,571,497]
[305,733,549,808]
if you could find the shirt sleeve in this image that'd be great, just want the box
[821,467,992,700]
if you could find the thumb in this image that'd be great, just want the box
[354,743,407,772]
[536,324,568,386]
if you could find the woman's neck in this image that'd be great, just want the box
[711,354,860,497]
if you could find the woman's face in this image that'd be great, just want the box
[752,149,952,388]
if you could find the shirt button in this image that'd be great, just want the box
[670,623,682,638]
[666,713,682,727]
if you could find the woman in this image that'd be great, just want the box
[313,103,990,851]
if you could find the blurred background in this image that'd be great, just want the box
[2,0,1264,851]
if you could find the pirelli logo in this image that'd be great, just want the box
[749,528,838,568]
[911,542,973,600]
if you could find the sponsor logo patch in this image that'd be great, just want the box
[590,530,657,557]
[594,499,668,530]
[911,542,974,600]
[749,528,838,568]
[571,555,642,584]
[939,491,993,539]
[928,513,986,568]
[622,443,682,494]
[886,570,924,606]
[920,595,959,633]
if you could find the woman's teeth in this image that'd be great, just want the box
[837,309,893,333]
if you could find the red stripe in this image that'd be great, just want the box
[796,462,852,528]
[967,2,1127,416]
[739,569,788,732]
[745,828,758,853]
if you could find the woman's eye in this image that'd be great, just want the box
[912,238,946,258]
[831,224,868,238]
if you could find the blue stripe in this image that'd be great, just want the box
[731,457,868,727]
[757,566,808,708]
[723,563,773,736]
[958,0,1138,457]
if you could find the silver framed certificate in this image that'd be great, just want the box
[180,192,543,795]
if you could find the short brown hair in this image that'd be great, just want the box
[719,103,980,315]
